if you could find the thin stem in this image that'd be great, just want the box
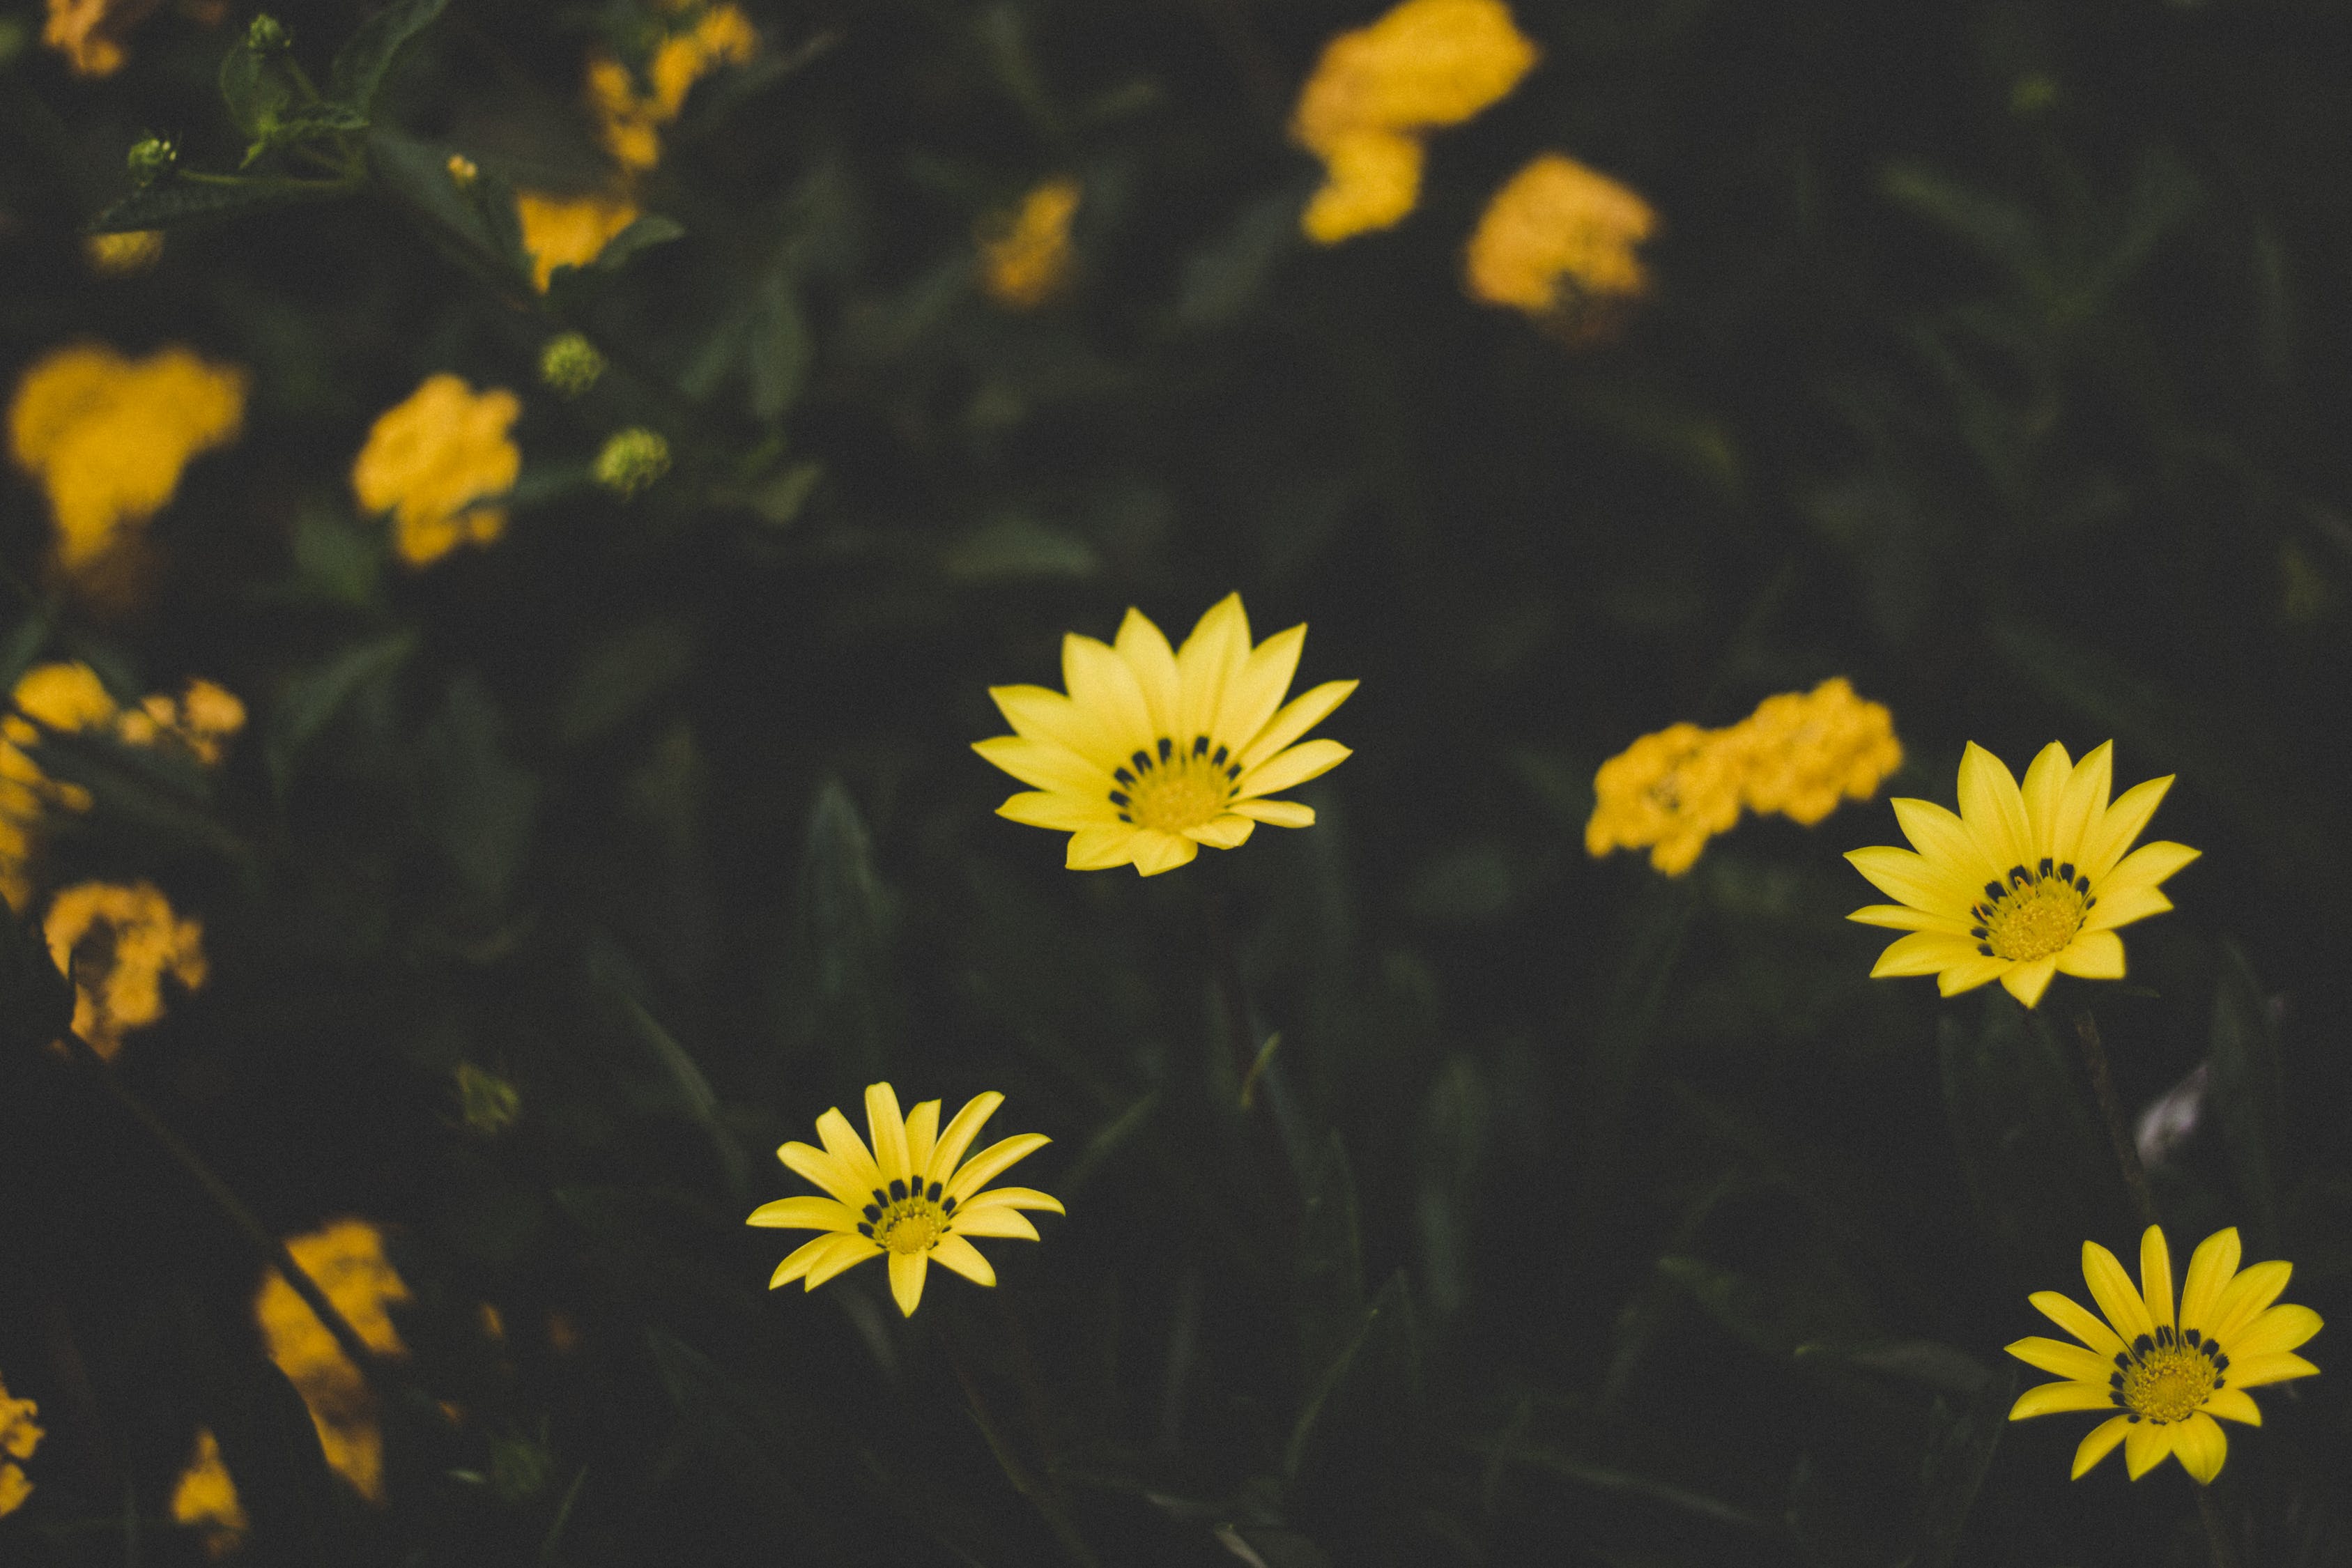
[57,1030,390,1385]
[2071,1007,2160,1230]
[1199,884,1258,1086]
[2195,1482,2243,1568]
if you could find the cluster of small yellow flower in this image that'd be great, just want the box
[351,375,523,568]
[585,3,760,175]
[253,1219,413,1505]
[0,1369,40,1519]
[1585,676,1903,877]
[169,1429,248,1558]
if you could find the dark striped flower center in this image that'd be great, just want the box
[1110,734,1242,833]
[858,1178,958,1256]
[2112,1325,2226,1424]
[1973,858,2094,963]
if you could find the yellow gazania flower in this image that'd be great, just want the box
[351,375,521,567]
[979,178,1082,309]
[514,191,643,292]
[749,1084,1063,1318]
[1846,741,2197,1008]
[2008,1225,2321,1482]
[1463,153,1656,337]
[254,1219,410,1504]
[974,593,1358,876]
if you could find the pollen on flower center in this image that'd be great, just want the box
[2112,1326,2225,1425]
[856,1180,958,1256]
[1972,859,2094,962]
[1110,735,1241,833]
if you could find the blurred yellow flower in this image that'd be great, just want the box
[586,4,758,174]
[7,343,247,574]
[255,1219,410,1505]
[0,1367,40,1519]
[84,230,165,276]
[1846,741,2197,1009]
[516,190,642,291]
[1585,721,1744,877]
[445,153,479,190]
[2006,1225,2321,1482]
[113,679,248,764]
[169,1429,248,1558]
[13,662,116,735]
[1464,153,1655,336]
[1733,677,1901,826]
[42,0,155,76]
[351,375,521,567]
[976,593,1358,875]
[45,879,207,1061]
[980,178,1082,308]
[751,1083,1063,1317]
[1291,0,1539,244]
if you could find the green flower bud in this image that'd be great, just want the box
[538,332,607,398]
[126,137,177,186]
[246,13,289,50]
[593,429,671,498]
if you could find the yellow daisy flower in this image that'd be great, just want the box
[749,1084,1063,1318]
[975,593,1358,876]
[2008,1225,2321,1482]
[1845,741,2198,1008]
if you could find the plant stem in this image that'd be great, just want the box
[2071,1007,2160,1231]
[2195,1483,2243,1568]
[1199,884,1258,1087]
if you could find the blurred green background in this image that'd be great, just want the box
[3,0,2350,1562]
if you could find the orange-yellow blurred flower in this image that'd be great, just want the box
[980,178,1082,309]
[7,344,247,574]
[1290,0,1539,244]
[112,679,247,765]
[43,0,157,76]
[84,230,165,276]
[1,1367,41,1519]
[169,1429,248,1559]
[586,4,758,174]
[255,1220,410,1505]
[1587,679,1902,876]
[1464,153,1655,338]
[516,190,643,291]
[351,375,521,567]
[45,879,206,1061]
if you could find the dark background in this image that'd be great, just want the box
[2,0,2349,1562]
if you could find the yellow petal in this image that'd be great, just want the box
[865,1082,910,1181]
[2031,1289,2128,1360]
[1219,623,1305,749]
[769,1231,854,1288]
[1238,679,1357,772]
[1845,845,1974,916]
[2010,1380,2116,1418]
[1231,798,1314,828]
[2222,1351,2319,1388]
[2098,840,2200,897]
[777,1139,870,1208]
[2019,741,2073,854]
[2080,774,2174,883]
[2140,1225,2176,1333]
[815,1107,883,1194]
[2006,1336,2115,1383]
[2082,1239,2155,1345]
[888,1250,929,1316]
[1114,608,1182,737]
[953,1185,1064,1214]
[1868,930,1980,978]
[931,1233,998,1286]
[1957,741,2034,874]
[2082,884,2173,934]
[927,1092,1004,1185]
[1061,633,1155,748]
[1236,738,1351,799]
[2122,1417,2175,1479]
[2071,1414,2131,1478]
[1934,954,2011,996]
[2052,742,2113,870]
[1066,826,1139,870]
[1847,903,1971,932]
[2172,1411,2227,1484]
[2179,1229,2242,1337]
[1999,955,2059,1008]
[972,735,1107,797]
[2203,1388,2262,1426]
[988,684,1121,768]
[746,1196,853,1231]
[1175,593,1250,744]
[996,790,1119,830]
[2210,1260,2292,1344]
[946,1132,1050,1203]
[1183,814,1255,849]
[950,1206,1040,1240]
[904,1100,941,1176]
[1892,797,1990,881]
[799,1231,878,1290]
[2226,1304,2323,1360]
[2054,930,2126,980]
[1131,830,1199,876]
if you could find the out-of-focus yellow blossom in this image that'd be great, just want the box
[84,230,164,276]
[1732,677,1902,826]
[13,662,116,735]
[1,1367,41,1518]
[1589,682,1902,876]
[1290,0,1539,244]
[255,1219,410,1505]
[1585,721,1746,877]
[112,679,247,764]
[43,0,156,76]
[516,190,642,291]
[586,4,758,174]
[351,375,521,568]
[980,178,1082,309]
[1464,153,1655,337]
[7,344,247,573]
[45,879,206,1061]
[170,1429,248,1559]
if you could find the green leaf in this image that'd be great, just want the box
[89,174,355,233]
[747,267,810,423]
[330,0,452,112]
[266,631,416,797]
[554,617,698,747]
[1790,1339,1992,1397]
[590,939,748,1202]
[1174,190,1300,330]
[1465,1439,1773,1535]
[1657,1255,1877,1361]
[1295,1132,1365,1380]
[2208,941,2287,1237]
[1938,997,2117,1280]
[413,674,539,909]
[220,38,295,137]
[788,780,896,1075]
[1285,1272,1422,1485]
[1879,162,2047,288]
[941,514,1100,580]
[645,1329,831,1540]
[0,601,54,695]
[1910,1369,2015,1568]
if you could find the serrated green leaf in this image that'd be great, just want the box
[330,0,452,113]
[89,174,355,234]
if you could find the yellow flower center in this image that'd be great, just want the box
[2112,1325,2227,1425]
[857,1178,958,1256]
[1110,735,1241,834]
[1971,859,2094,963]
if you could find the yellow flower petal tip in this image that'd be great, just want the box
[1587,678,1901,877]
[1844,740,2195,1007]
[976,593,1356,875]
[749,1083,1061,1317]
[2007,1223,2320,1483]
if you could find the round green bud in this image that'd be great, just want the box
[246,13,289,50]
[539,332,607,398]
[593,429,672,498]
[127,137,177,185]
